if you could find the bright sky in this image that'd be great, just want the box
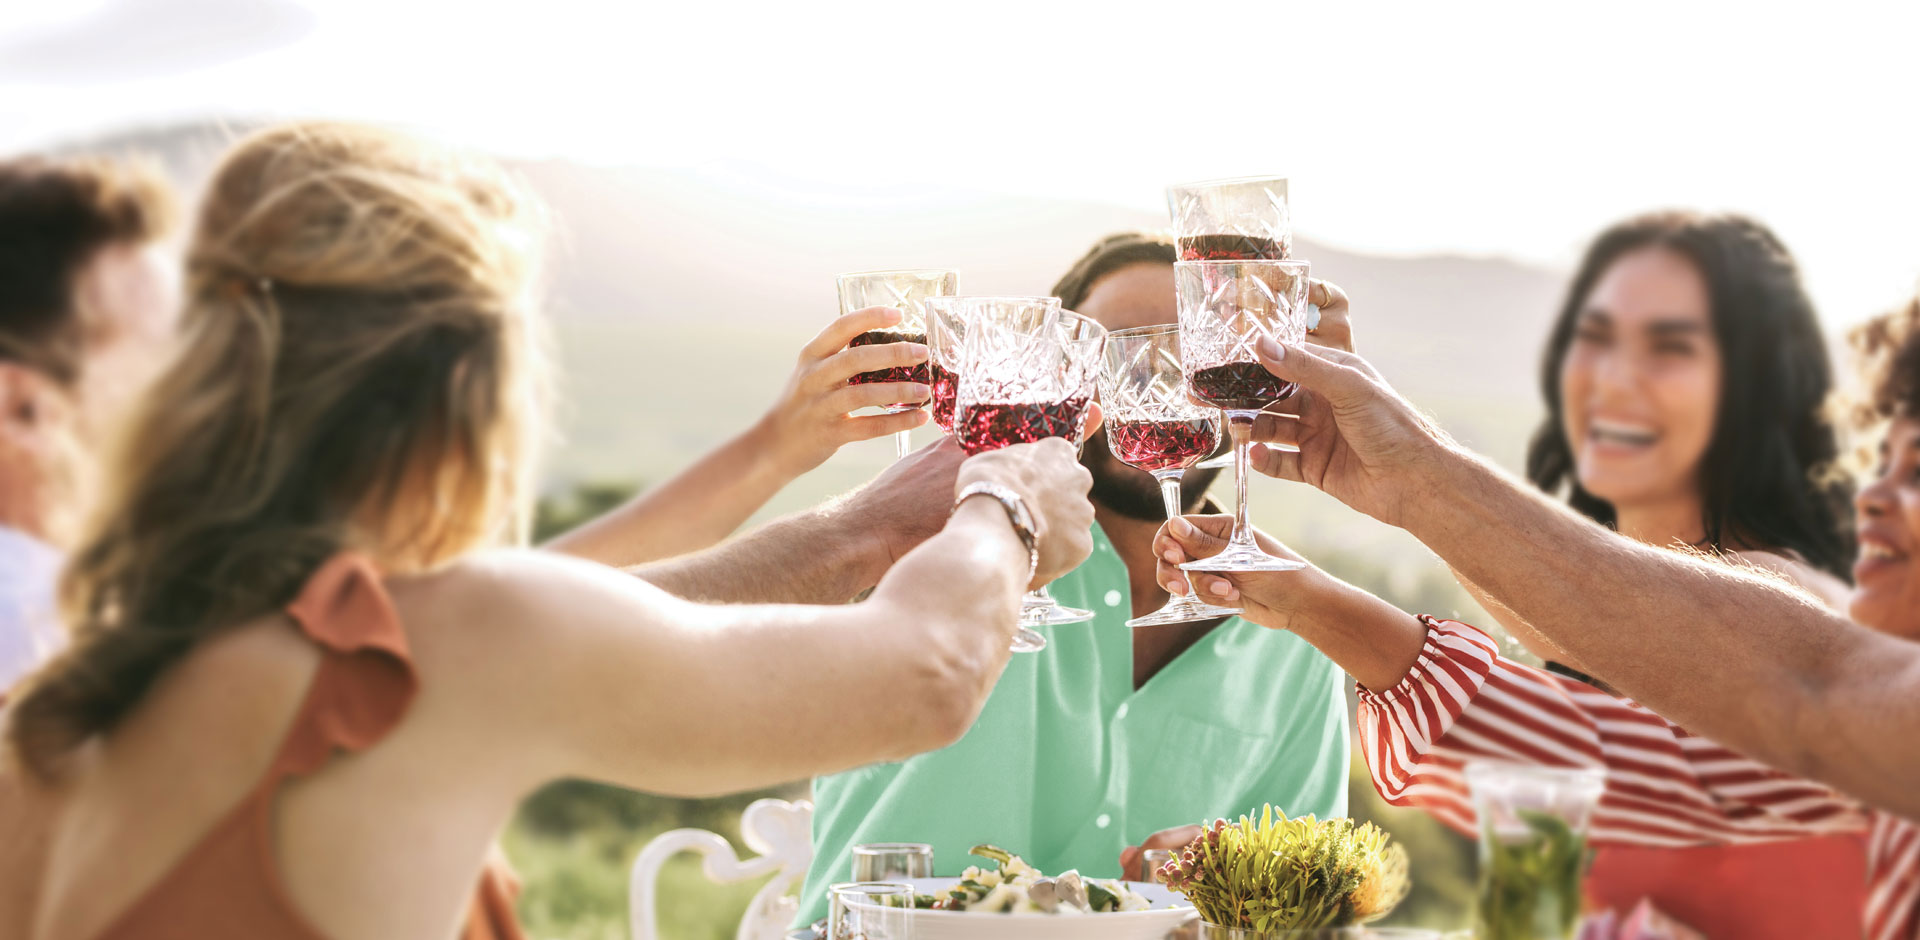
[4,0,1917,327]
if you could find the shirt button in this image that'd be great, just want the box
[1095,813,1112,829]
[1114,703,1129,721]
[1103,589,1123,607]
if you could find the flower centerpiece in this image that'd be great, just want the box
[1160,804,1410,937]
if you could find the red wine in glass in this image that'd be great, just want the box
[930,362,959,433]
[847,330,931,387]
[1107,417,1220,472]
[957,396,1090,456]
[1188,362,1296,411]
[1176,233,1288,262]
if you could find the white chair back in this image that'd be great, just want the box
[629,798,814,940]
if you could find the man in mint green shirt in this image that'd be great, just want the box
[798,233,1350,922]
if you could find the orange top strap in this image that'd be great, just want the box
[275,552,419,779]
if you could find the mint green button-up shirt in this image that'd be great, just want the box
[797,523,1350,922]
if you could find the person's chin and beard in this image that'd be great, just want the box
[1079,426,1222,521]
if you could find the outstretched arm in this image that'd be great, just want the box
[1156,517,1871,845]
[463,440,1095,799]
[545,306,930,567]
[631,437,964,605]
[1239,337,1920,817]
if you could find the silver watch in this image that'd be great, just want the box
[952,481,1040,584]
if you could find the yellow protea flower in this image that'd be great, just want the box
[1161,804,1411,931]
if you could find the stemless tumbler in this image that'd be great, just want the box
[828,881,915,940]
[850,843,933,883]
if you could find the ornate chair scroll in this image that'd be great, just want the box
[629,798,814,940]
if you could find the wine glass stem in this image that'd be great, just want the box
[1155,470,1192,598]
[1228,410,1256,545]
[893,429,911,460]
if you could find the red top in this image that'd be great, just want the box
[1358,618,1916,940]
[5,553,526,940]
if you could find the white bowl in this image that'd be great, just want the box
[892,876,1196,940]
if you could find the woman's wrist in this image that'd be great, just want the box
[1289,571,1429,692]
[750,411,814,480]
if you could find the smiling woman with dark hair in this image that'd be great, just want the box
[1156,289,1920,939]
[1443,211,1866,932]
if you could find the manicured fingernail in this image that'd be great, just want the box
[1162,547,1182,563]
[909,384,931,397]
[908,343,929,358]
[1257,336,1284,360]
[1208,577,1233,595]
[1172,518,1196,537]
[1164,577,1185,593]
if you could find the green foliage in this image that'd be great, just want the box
[533,481,641,543]
[1162,804,1410,931]
[1474,810,1589,940]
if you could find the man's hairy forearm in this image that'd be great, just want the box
[1405,445,1920,818]
[630,497,888,605]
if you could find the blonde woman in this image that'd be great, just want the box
[0,123,1095,940]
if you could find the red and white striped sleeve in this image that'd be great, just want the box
[1356,617,1872,848]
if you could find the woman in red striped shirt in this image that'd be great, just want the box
[1156,294,1920,938]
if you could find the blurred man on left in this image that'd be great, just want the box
[0,157,178,691]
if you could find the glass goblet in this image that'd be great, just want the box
[1099,324,1243,626]
[1174,259,1311,573]
[836,269,958,459]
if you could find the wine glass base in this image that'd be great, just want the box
[1179,545,1307,573]
[1023,603,1096,626]
[1010,627,1048,653]
[1126,599,1244,628]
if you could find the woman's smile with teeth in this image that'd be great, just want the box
[1589,419,1659,447]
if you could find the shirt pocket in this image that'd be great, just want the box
[1144,713,1279,818]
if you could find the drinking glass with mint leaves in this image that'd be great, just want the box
[835,269,958,459]
[1099,324,1241,626]
[953,297,1107,651]
[1467,761,1606,940]
[1174,259,1312,572]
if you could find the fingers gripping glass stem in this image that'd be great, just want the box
[1123,471,1244,628]
[1180,411,1304,573]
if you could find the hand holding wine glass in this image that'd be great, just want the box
[836,269,959,459]
[1175,258,1313,572]
[1236,339,1453,531]
[763,306,934,476]
[955,437,1096,589]
[839,436,968,569]
[1149,513,1319,630]
[1098,324,1242,627]
[951,298,1109,649]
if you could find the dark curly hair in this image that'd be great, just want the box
[1524,211,1854,581]
[1847,294,1920,430]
